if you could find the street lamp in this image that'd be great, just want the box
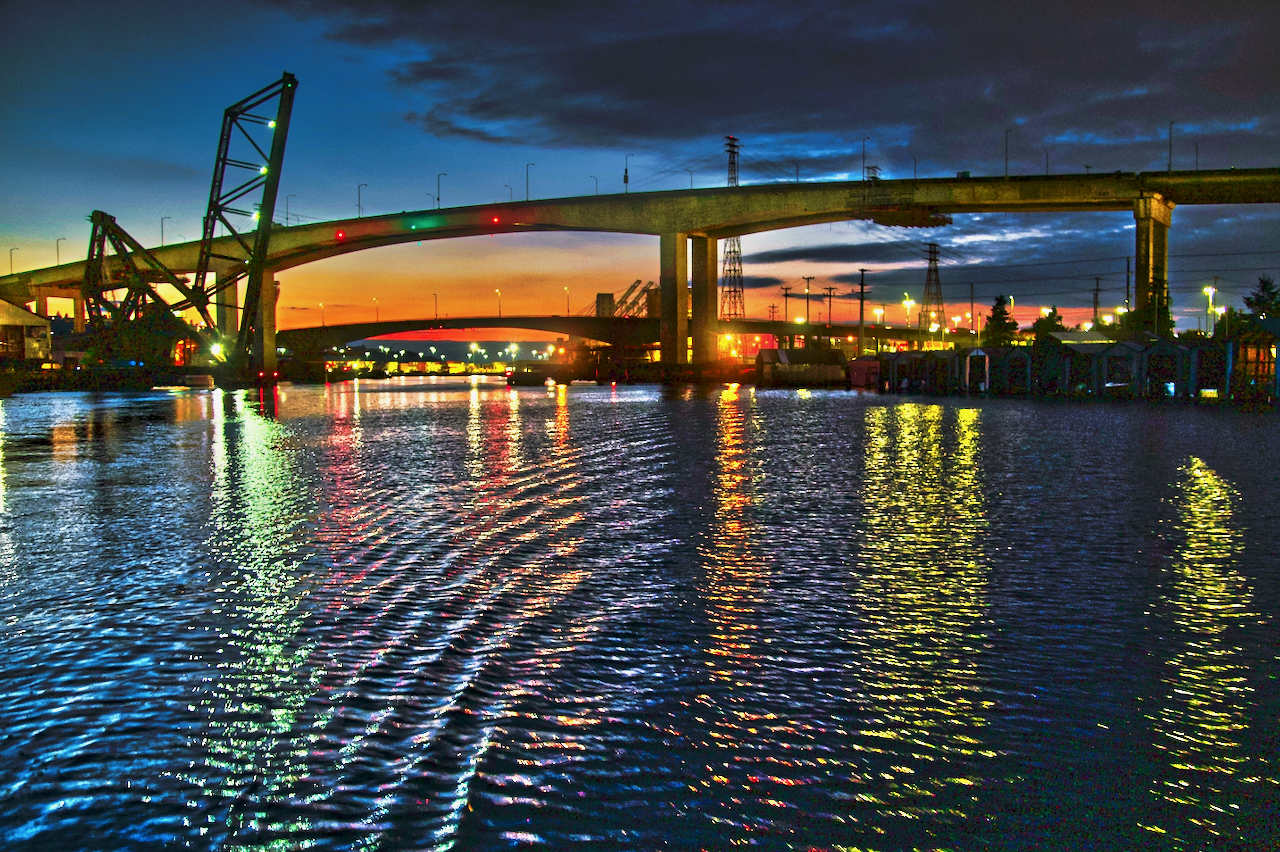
[55,237,66,266]
[589,175,598,195]
[564,286,570,314]
[504,185,513,202]
[625,154,633,193]
[8,247,17,275]
[373,297,379,322]
[684,168,693,189]
[902,296,915,325]
[525,163,534,201]
[161,216,170,246]
[495,288,502,317]
[424,193,435,209]
[437,173,446,208]
[358,184,367,217]
[319,302,325,326]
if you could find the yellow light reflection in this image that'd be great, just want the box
[853,403,991,829]
[695,383,771,841]
[1141,457,1258,846]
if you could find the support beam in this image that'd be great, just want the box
[1134,192,1174,333]
[689,235,718,365]
[660,232,688,365]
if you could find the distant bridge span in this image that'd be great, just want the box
[278,315,944,356]
[4,168,1279,367]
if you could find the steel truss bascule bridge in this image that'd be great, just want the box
[3,73,1280,377]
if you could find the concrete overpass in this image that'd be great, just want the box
[5,168,1278,368]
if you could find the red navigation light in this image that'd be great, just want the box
[336,229,346,241]
[492,217,500,224]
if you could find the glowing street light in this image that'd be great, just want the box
[902,296,916,325]
[495,288,502,317]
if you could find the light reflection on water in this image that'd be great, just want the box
[1142,457,1262,847]
[0,380,1276,851]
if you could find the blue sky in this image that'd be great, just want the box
[2,0,1277,331]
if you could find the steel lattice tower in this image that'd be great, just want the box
[720,136,745,320]
[921,243,944,329]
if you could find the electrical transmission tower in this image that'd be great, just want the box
[921,243,944,332]
[720,136,745,320]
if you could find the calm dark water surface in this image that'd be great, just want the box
[0,378,1277,851]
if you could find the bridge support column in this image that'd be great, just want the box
[73,295,85,333]
[215,274,239,338]
[1134,193,1174,334]
[690,236,718,365]
[254,279,279,376]
[660,232,688,365]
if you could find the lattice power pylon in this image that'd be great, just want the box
[720,136,745,320]
[921,243,944,331]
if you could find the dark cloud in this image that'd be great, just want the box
[741,274,784,290]
[265,0,1280,176]
[745,242,921,265]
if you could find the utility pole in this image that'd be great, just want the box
[781,286,792,328]
[857,269,868,355]
[1093,277,1101,325]
[768,303,777,322]
[823,285,837,326]
[1125,257,1131,312]
[624,154,633,193]
[803,276,815,326]
[969,281,975,332]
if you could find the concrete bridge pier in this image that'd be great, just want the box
[1134,192,1174,329]
[690,236,718,365]
[660,233,689,365]
[214,274,239,339]
[252,279,279,376]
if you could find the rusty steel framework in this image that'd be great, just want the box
[82,210,209,331]
[192,72,297,373]
[720,136,745,320]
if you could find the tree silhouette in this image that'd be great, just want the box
[1029,306,1066,342]
[1244,275,1280,319]
[983,295,1019,347]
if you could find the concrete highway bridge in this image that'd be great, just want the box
[4,168,1278,369]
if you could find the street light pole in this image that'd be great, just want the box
[589,175,598,195]
[525,163,534,201]
[56,237,66,266]
[8,247,17,275]
[358,184,367,218]
[495,288,502,318]
[433,293,438,319]
[625,154,633,193]
[319,302,325,326]
[373,297,379,323]
[504,185,513,201]
[564,286,570,314]
[424,193,435,209]
[161,216,170,246]
[684,168,693,189]
[437,174,446,208]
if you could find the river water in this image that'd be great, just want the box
[0,377,1276,851]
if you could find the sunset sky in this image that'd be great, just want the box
[3,1,1278,334]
